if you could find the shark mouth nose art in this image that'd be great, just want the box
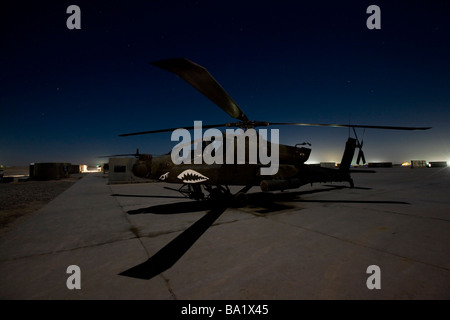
[177,169,209,183]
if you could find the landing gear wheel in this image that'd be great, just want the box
[206,185,231,202]
[209,188,224,201]
[233,192,248,208]
[188,184,205,200]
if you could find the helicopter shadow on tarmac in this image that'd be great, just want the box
[113,184,408,216]
[112,185,344,216]
[113,185,409,280]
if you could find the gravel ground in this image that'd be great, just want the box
[0,168,85,236]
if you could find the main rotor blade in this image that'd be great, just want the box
[119,123,228,136]
[270,122,432,131]
[100,148,140,157]
[99,153,138,157]
[119,204,227,280]
[120,121,430,137]
[150,58,249,122]
[100,154,129,157]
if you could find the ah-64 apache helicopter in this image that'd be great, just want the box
[115,58,430,279]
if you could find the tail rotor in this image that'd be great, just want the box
[355,128,366,165]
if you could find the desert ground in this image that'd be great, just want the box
[0,167,84,236]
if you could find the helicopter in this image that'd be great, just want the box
[116,58,430,203]
[115,58,430,279]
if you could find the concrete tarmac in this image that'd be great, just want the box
[0,167,449,299]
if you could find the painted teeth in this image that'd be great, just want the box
[177,169,209,183]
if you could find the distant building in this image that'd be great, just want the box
[70,164,81,174]
[428,161,448,168]
[108,158,135,184]
[32,162,71,180]
[320,162,336,169]
[411,160,427,168]
[368,162,392,168]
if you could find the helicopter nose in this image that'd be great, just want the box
[132,154,152,178]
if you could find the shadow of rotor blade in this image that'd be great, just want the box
[119,204,228,280]
[127,200,215,215]
[246,186,347,203]
[295,199,410,205]
[111,193,186,199]
[322,185,373,190]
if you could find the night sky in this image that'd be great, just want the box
[1,0,449,166]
